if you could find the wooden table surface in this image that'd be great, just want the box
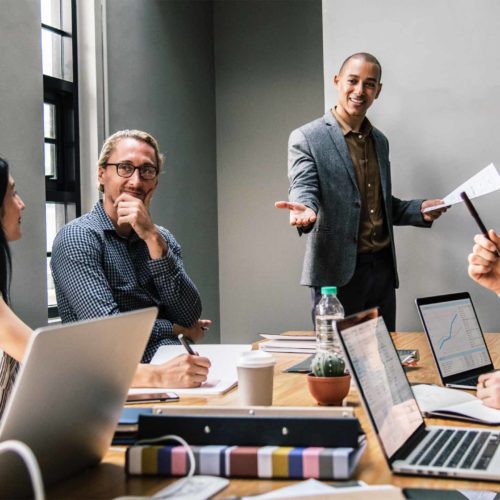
[47,332,500,498]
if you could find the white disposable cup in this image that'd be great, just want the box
[237,351,276,406]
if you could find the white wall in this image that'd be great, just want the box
[322,0,500,331]
[0,0,47,328]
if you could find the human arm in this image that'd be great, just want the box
[467,230,500,294]
[50,224,205,385]
[274,201,317,228]
[147,227,202,329]
[0,297,31,362]
[131,353,211,388]
[115,192,166,259]
[173,319,212,343]
[281,128,320,234]
[420,199,448,222]
[477,371,500,409]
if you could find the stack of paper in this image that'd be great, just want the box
[259,333,315,354]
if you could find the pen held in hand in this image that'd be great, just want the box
[178,333,198,356]
[460,191,499,257]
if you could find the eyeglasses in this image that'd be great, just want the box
[105,162,159,180]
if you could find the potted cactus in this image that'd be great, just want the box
[307,352,351,406]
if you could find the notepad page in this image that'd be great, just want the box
[129,344,252,395]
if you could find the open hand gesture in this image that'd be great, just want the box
[275,201,317,228]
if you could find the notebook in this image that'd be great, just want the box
[0,307,157,497]
[415,292,494,389]
[129,344,252,396]
[336,308,500,480]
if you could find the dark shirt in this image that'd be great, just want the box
[332,107,390,253]
[51,201,202,362]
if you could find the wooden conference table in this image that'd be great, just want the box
[48,332,500,498]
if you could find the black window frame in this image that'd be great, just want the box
[43,0,81,319]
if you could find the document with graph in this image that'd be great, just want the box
[416,292,494,389]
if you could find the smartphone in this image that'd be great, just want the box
[126,391,179,404]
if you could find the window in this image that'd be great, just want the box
[41,0,80,318]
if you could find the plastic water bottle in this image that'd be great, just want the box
[315,286,345,356]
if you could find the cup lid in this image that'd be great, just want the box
[237,350,276,368]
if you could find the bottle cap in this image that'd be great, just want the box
[320,286,337,295]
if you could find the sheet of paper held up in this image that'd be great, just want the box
[128,344,252,396]
[422,163,500,213]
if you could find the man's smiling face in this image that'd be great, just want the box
[334,57,382,124]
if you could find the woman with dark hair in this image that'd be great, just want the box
[0,157,31,416]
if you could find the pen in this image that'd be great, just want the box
[178,333,198,356]
[460,191,499,256]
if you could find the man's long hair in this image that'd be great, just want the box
[0,157,12,304]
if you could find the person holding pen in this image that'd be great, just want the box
[468,230,500,295]
[468,228,500,408]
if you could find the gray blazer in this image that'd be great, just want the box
[288,112,430,288]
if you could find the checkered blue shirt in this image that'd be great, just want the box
[50,201,202,362]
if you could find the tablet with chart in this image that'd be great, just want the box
[416,293,493,384]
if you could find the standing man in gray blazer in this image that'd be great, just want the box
[275,52,447,330]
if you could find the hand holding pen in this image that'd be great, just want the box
[463,192,500,294]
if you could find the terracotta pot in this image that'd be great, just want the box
[307,373,351,406]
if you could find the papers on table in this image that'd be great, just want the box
[422,163,500,212]
[259,333,315,354]
[128,344,252,396]
[412,384,500,424]
[243,478,404,499]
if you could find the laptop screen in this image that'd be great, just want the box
[416,293,491,378]
[337,310,424,459]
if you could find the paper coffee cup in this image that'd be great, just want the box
[237,351,276,406]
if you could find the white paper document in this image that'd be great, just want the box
[243,478,404,499]
[412,384,500,424]
[128,344,252,396]
[259,339,316,354]
[422,163,500,212]
[260,334,314,341]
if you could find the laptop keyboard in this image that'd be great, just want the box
[410,429,500,470]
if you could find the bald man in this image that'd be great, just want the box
[276,52,446,329]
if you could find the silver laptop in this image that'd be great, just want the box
[337,308,500,480]
[416,292,494,389]
[0,307,157,497]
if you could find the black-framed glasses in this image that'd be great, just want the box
[105,162,159,180]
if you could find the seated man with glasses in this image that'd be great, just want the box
[51,129,211,388]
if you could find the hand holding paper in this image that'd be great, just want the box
[422,163,500,213]
[420,199,448,221]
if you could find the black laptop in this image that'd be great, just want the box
[415,292,494,390]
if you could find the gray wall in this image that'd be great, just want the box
[323,0,500,331]
[214,0,324,342]
[0,0,47,328]
[105,0,220,341]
